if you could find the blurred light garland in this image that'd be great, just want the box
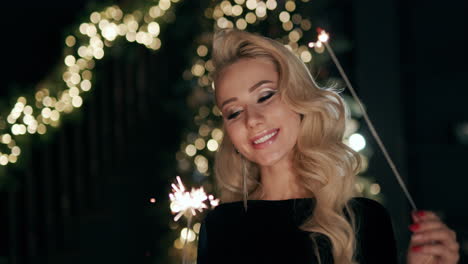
[0,0,182,167]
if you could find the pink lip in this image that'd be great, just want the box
[250,128,280,149]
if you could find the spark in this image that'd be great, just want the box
[169,176,219,221]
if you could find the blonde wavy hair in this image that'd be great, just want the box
[211,29,362,264]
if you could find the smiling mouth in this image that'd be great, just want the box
[252,128,280,146]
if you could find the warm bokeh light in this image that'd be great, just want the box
[193,222,201,234]
[246,0,257,10]
[174,238,184,249]
[198,124,210,137]
[64,55,76,66]
[65,35,76,47]
[194,138,206,150]
[194,155,208,173]
[0,155,8,166]
[1,134,12,144]
[349,133,366,152]
[80,80,92,91]
[300,50,312,62]
[282,21,293,31]
[266,0,277,10]
[236,18,247,30]
[207,139,219,151]
[197,45,208,57]
[180,227,196,242]
[232,5,243,16]
[255,2,267,17]
[211,128,223,141]
[90,12,101,23]
[279,11,290,23]
[185,144,196,156]
[370,183,381,195]
[245,12,256,24]
[285,1,296,12]
[191,64,205,77]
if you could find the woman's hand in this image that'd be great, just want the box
[407,210,459,264]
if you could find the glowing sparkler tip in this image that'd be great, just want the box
[318,31,329,43]
[308,28,329,50]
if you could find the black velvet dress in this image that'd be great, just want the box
[197,197,398,264]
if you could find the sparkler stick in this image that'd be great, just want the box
[309,29,418,211]
[182,214,192,264]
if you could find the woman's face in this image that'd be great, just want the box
[215,58,302,167]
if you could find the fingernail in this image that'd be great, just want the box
[417,211,425,217]
[411,245,423,252]
[409,223,420,232]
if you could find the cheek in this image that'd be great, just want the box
[289,115,302,140]
[277,106,302,138]
[271,100,301,124]
[225,124,244,146]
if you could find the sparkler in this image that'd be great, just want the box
[169,176,219,263]
[308,29,418,211]
[310,30,437,262]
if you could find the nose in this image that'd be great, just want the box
[245,105,264,129]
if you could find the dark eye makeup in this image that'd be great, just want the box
[257,91,276,103]
[226,90,277,120]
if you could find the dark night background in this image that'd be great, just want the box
[1,0,467,263]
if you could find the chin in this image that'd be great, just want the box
[255,152,288,167]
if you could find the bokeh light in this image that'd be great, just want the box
[349,133,366,152]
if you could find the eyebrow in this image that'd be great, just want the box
[220,80,274,109]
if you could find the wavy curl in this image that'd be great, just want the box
[211,29,362,264]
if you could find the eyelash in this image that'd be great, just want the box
[227,91,276,120]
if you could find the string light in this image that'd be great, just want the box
[0,1,183,166]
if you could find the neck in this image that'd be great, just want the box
[254,156,311,201]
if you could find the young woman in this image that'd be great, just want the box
[196,29,459,264]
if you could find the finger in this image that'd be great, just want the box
[412,210,441,223]
[410,221,458,251]
[412,243,459,263]
[411,229,459,252]
[409,220,447,234]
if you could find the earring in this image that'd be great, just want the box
[234,146,239,154]
[241,156,248,212]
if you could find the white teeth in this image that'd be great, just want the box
[253,130,278,144]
